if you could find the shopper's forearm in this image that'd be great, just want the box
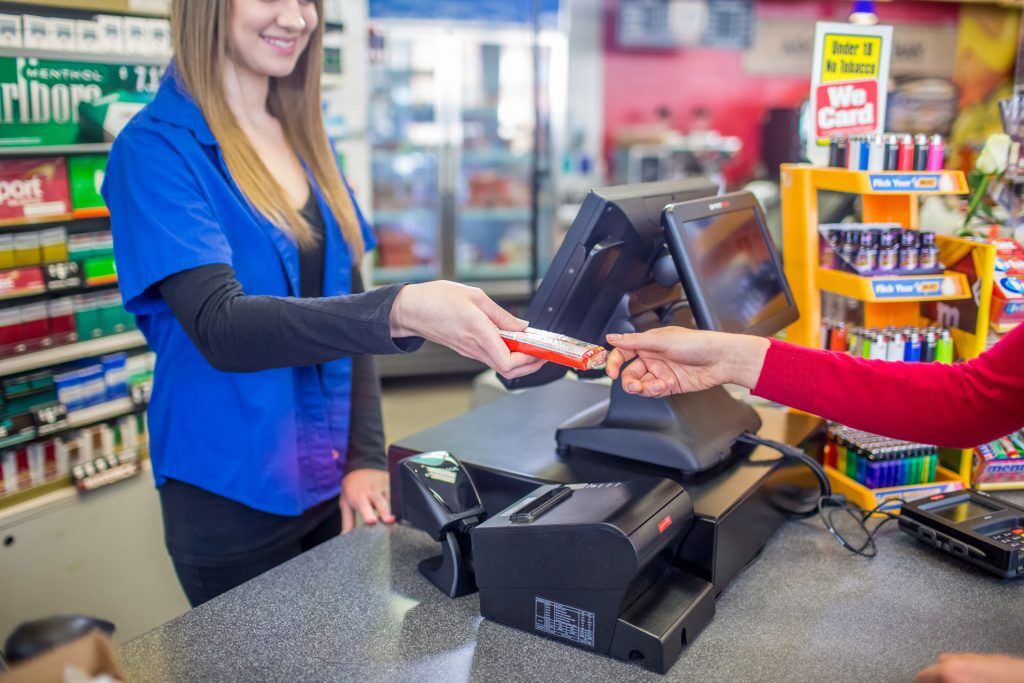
[720,335,770,390]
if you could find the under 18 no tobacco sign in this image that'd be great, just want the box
[806,22,893,167]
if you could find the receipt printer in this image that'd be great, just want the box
[471,478,716,673]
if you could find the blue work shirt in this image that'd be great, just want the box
[102,68,376,515]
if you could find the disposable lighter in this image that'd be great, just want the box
[499,327,608,371]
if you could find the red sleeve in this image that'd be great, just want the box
[751,324,1024,449]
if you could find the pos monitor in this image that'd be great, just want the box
[502,184,799,475]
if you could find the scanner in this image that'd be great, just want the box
[393,451,485,597]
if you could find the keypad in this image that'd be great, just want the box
[988,529,1024,549]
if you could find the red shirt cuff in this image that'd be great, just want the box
[751,338,826,413]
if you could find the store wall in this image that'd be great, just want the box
[601,0,962,185]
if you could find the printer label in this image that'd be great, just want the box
[534,597,595,648]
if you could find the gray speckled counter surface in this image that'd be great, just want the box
[121,491,1024,682]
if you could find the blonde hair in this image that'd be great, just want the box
[171,0,363,256]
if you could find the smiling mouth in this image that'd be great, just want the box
[261,35,298,52]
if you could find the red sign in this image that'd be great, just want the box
[814,79,879,138]
[0,158,71,225]
[658,515,673,533]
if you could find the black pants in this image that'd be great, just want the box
[160,479,341,607]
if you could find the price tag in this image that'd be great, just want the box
[131,380,152,406]
[44,261,82,291]
[34,402,69,434]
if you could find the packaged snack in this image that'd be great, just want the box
[499,327,607,371]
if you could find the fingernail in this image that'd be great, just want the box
[651,382,665,392]
[607,333,621,340]
[626,382,640,392]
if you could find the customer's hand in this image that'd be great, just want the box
[340,468,395,533]
[605,327,769,398]
[390,281,546,379]
[916,653,1024,683]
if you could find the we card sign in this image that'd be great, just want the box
[807,22,892,166]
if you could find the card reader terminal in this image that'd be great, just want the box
[899,489,1024,579]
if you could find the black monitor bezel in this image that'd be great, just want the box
[662,190,798,338]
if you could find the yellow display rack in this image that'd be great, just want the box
[780,164,997,494]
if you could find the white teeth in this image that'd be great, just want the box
[262,36,294,48]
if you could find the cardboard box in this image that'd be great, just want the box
[0,632,125,683]
[990,238,1024,328]
[0,14,22,48]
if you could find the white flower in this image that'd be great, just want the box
[976,133,1012,175]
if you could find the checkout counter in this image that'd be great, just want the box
[117,387,1022,680]
[117,182,1022,677]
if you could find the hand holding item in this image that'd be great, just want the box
[340,468,396,534]
[605,327,769,399]
[915,653,1024,683]
[390,281,546,379]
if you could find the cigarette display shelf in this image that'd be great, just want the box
[0,443,149,511]
[3,395,144,447]
[0,329,144,377]
[0,143,112,159]
[0,264,117,303]
[3,0,168,18]
[0,46,166,67]
[781,164,993,493]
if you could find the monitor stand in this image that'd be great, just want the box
[555,379,762,475]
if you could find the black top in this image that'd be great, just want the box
[156,191,415,563]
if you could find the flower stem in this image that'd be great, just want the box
[963,173,992,229]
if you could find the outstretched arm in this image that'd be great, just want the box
[606,324,1024,449]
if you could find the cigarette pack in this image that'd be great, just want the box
[22,15,49,49]
[0,14,22,48]
[500,327,607,371]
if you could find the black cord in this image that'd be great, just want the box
[816,495,905,558]
[736,432,832,517]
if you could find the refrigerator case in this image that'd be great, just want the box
[368,22,567,295]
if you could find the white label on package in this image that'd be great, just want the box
[534,597,595,648]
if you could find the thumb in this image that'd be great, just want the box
[606,331,673,354]
[476,295,528,332]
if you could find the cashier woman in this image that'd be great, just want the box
[102,0,544,607]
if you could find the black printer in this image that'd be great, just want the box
[394,452,716,674]
[472,479,715,673]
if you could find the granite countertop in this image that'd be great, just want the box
[121,492,1024,682]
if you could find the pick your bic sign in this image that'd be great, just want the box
[806,22,893,166]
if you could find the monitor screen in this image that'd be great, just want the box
[663,191,798,337]
[502,178,719,390]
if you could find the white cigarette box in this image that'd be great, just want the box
[22,15,49,49]
[50,18,76,51]
[95,14,123,54]
[0,14,21,48]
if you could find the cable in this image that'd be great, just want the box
[816,496,905,558]
[737,432,832,518]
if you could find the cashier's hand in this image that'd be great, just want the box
[916,653,1024,683]
[605,327,769,398]
[390,281,546,379]
[340,468,396,533]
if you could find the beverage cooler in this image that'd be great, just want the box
[366,18,567,302]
